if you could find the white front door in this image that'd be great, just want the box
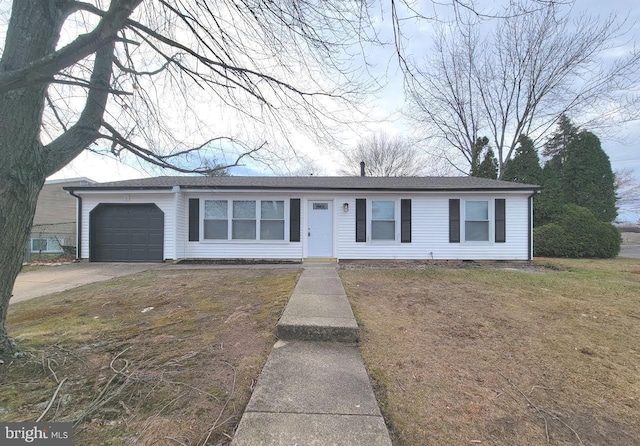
[307,201,333,257]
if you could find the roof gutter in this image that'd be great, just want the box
[64,185,544,193]
[528,190,541,261]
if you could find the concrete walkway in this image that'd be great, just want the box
[231,264,392,446]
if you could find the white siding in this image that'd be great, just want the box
[78,188,533,262]
[79,192,176,260]
[174,190,186,259]
[182,192,304,260]
[336,192,532,261]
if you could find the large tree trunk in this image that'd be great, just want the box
[0,1,68,359]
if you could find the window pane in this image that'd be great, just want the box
[49,239,62,251]
[261,201,284,219]
[260,221,285,240]
[372,201,395,220]
[205,200,227,219]
[204,220,228,239]
[372,221,395,240]
[233,201,256,218]
[466,221,489,241]
[32,239,47,251]
[466,201,488,220]
[232,220,256,239]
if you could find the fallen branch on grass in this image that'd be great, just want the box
[36,378,67,422]
[499,372,584,445]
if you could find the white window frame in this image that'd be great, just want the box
[203,199,229,240]
[462,199,493,243]
[367,199,400,243]
[201,198,288,242]
[260,200,286,240]
[232,200,257,240]
[30,237,64,253]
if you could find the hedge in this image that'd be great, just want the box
[534,205,621,258]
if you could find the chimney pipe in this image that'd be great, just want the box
[360,161,365,177]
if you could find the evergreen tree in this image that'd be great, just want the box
[542,114,579,161]
[563,131,617,222]
[470,136,489,175]
[476,148,499,179]
[470,137,497,179]
[534,155,565,227]
[502,135,543,184]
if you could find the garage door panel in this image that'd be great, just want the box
[148,233,163,244]
[90,204,164,262]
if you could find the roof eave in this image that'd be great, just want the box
[65,184,543,193]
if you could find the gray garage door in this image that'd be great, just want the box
[90,204,164,262]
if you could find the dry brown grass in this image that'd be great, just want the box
[340,258,640,446]
[1,268,300,445]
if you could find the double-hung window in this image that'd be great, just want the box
[202,199,286,241]
[232,201,257,239]
[464,200,490,241]
[204,200,228,239]
[260,201,285,240]
[371,200,396,240]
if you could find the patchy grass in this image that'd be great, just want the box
[340,258,640,446]
[1,268,300,445]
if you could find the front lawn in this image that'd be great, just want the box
[1,268,300,445]
[341,258,640,446]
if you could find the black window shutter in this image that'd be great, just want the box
[401,199,411,243]
[356,199,366,242]
[449,199,460,243]
[289,199,301,242]
[495,198,506,243]
[188,198,199,241]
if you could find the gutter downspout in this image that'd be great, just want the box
[528,191,539,261]
[67,190,82,260]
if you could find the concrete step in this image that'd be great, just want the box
[276,268,359,343]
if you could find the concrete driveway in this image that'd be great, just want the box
[11,262,163,304]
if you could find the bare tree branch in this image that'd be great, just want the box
[339,132,429,176]
[406,1,640,177]
[0,0,141,93]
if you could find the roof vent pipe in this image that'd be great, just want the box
[360,161,365,177]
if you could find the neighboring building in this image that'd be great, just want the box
[29,178,95,258]
[64,176,541,263]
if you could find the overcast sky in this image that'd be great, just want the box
[25,0,640,221]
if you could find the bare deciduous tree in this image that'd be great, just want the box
[340,133,427,176]
[0,0,388,360]
[615,167,640,220]
[407,0,640,177]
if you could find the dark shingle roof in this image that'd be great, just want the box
[64,175,541,192]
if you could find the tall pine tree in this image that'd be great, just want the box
[470,137,498,179]
[534,155,565,227]
[542,114,579,162]
[502,135,543,184]
[563,131,617,222]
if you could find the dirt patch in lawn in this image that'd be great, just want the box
[1,268,300,445]
[340,258,640,446]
